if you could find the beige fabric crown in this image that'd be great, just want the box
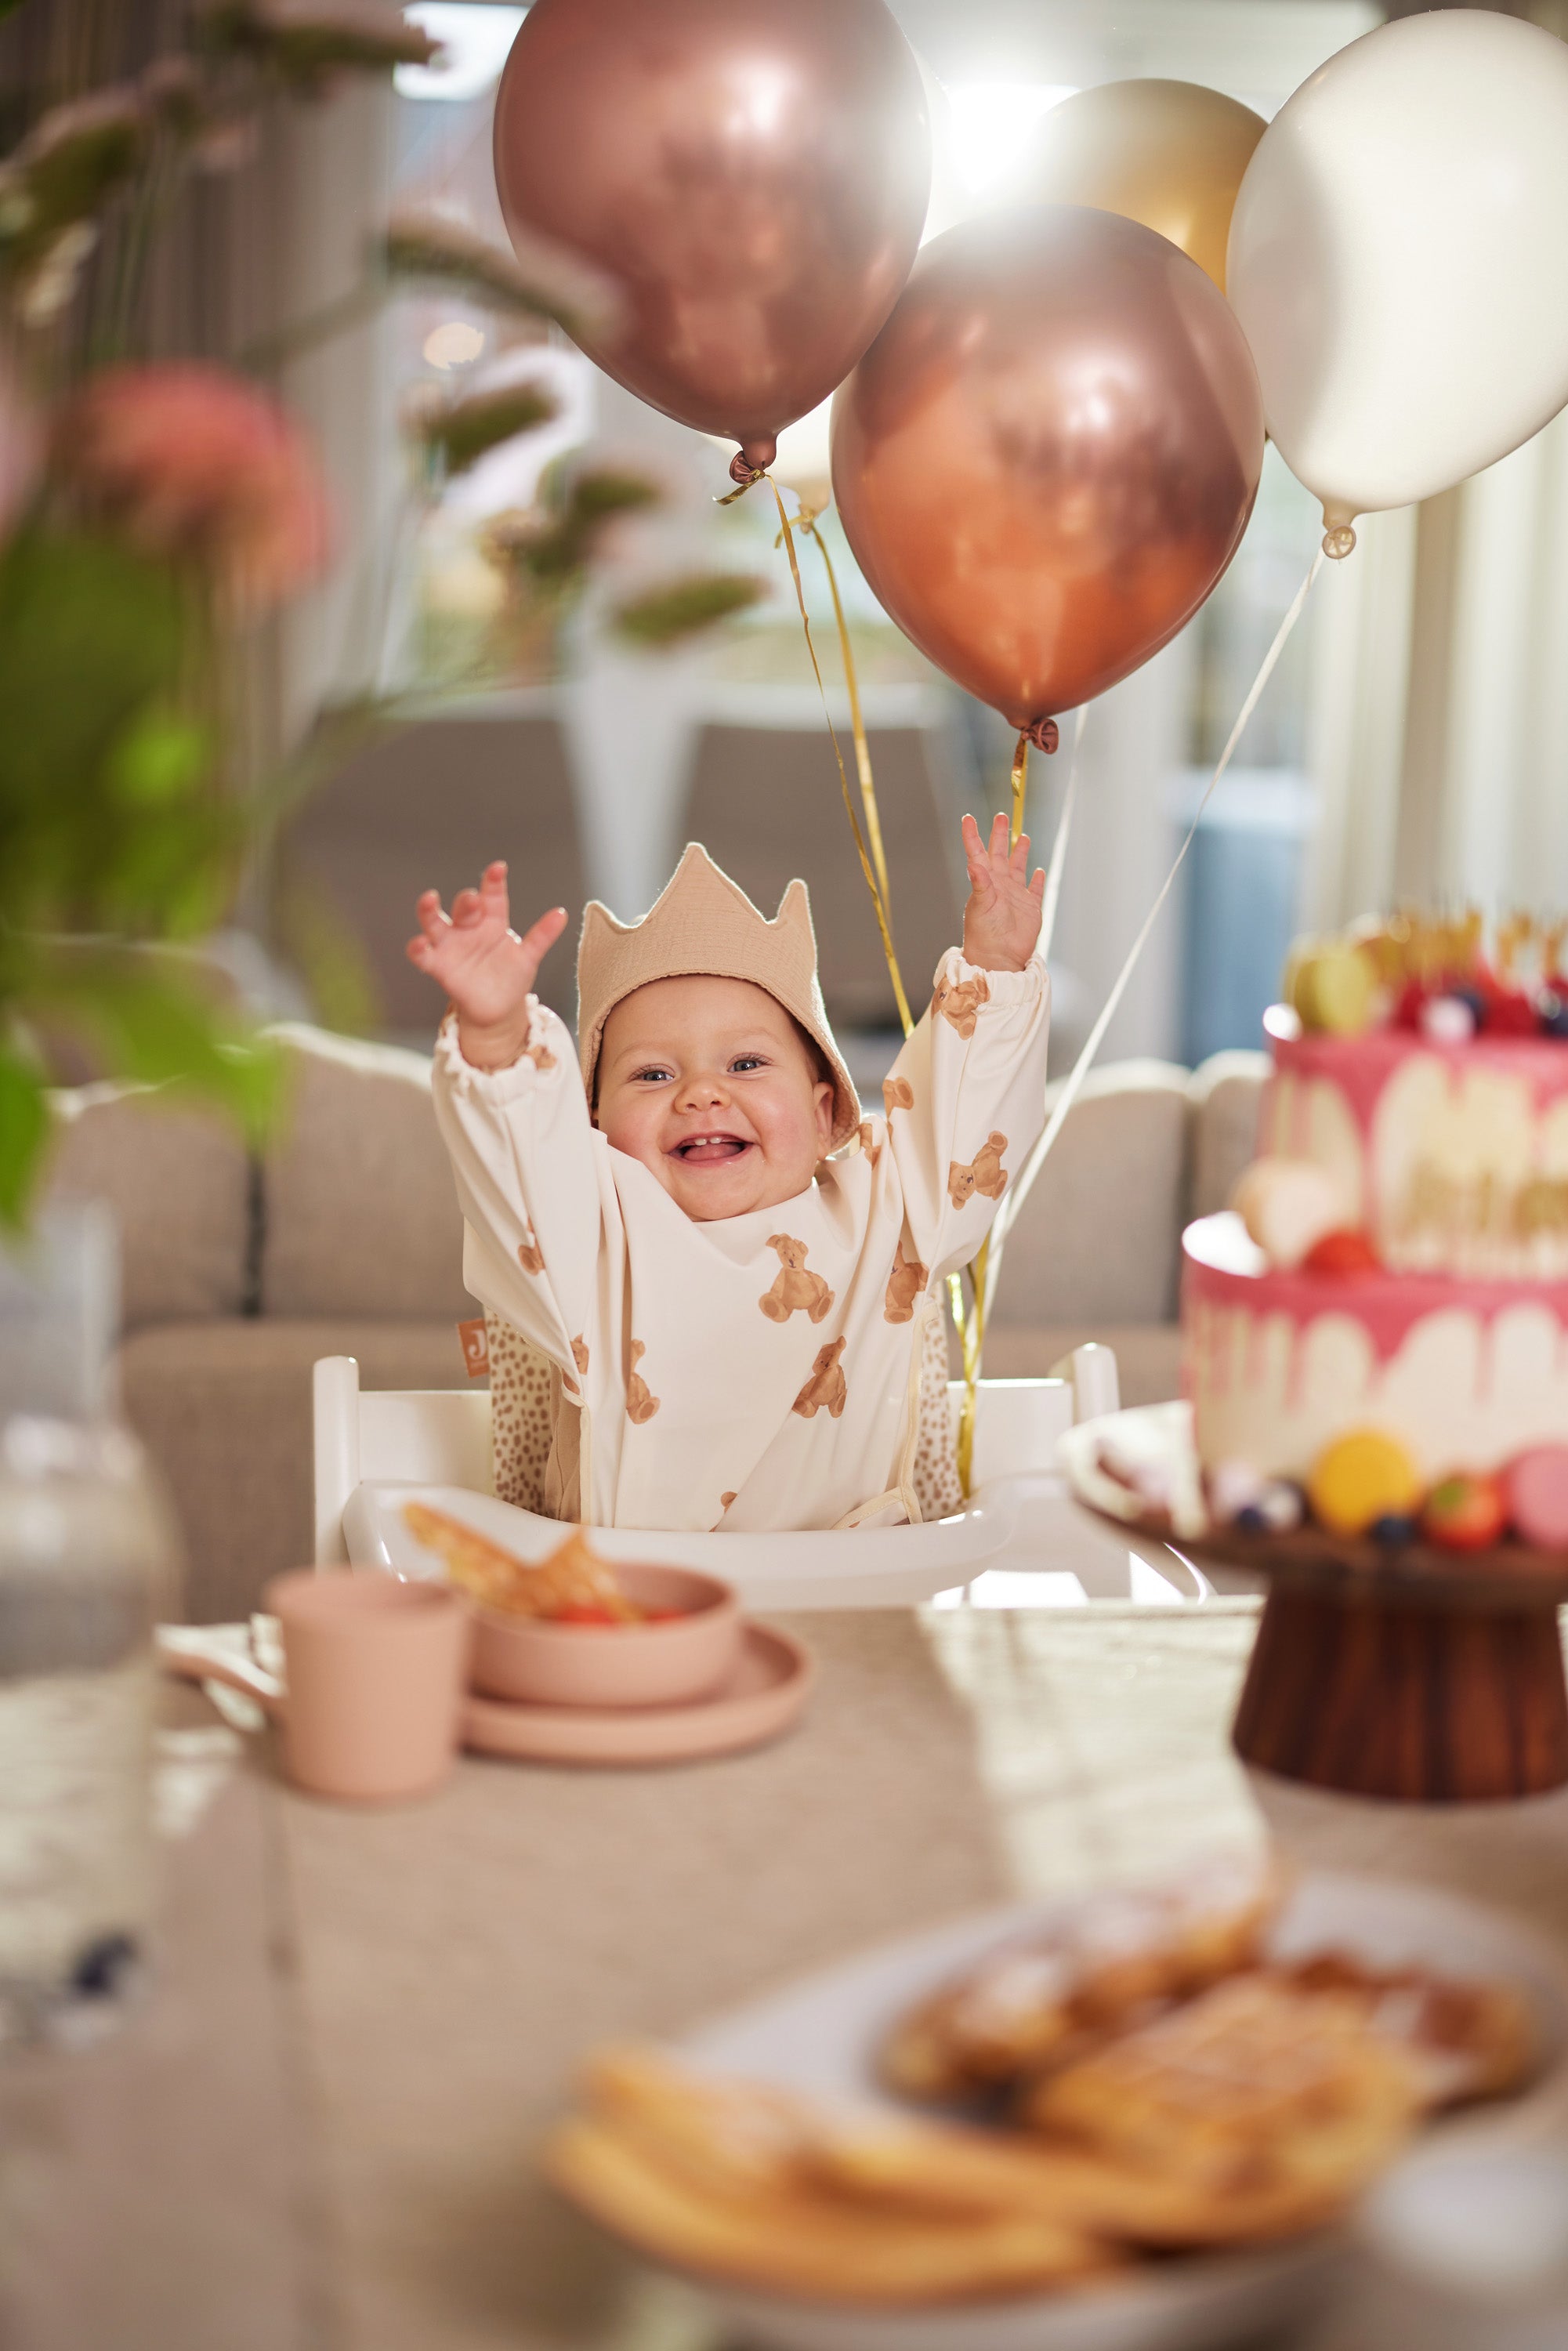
[576,844,860,1151]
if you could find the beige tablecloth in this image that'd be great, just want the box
[5,1599,1568,2351]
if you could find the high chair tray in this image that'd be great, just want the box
[343,1482,1013,1610]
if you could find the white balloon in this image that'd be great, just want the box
[1226,9,1568,542]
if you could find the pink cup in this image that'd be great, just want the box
[263,1570,473,1803]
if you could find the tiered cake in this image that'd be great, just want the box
[1182,915,1568,1549]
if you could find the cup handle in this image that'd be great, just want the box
[155,1630,285,1719]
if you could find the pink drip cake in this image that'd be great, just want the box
[1180,915,1568,1551]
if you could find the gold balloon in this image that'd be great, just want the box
[1014,78,1266,292]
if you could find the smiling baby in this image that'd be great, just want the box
[412,817,1050,1532]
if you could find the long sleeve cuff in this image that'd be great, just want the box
[932,947,1048,1012]
[433,999,567,1103]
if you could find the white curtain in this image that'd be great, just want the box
[1302,405,1568,933]
[1399,412,1568,917]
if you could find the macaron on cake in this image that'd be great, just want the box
[1182,911,1568,1563]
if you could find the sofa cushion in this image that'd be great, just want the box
[44,1086,252,1331]
[259,1025,471,1320]
[121,1317,476,1622]
[985,1061,1190,1330]
[961,1324,1182,1409]
[1187,1050,1268,1221]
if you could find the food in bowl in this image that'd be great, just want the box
[403,1507,646,1622]
[545,1858,1537,2308]
[400,1506,741,1708]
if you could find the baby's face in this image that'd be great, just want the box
[596,976,835,1222]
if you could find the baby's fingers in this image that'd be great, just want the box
[961,813,994,887]
[1009,828,1032,874]
[451,886,484,928]
[413,887,450,946]
[519,906,569,966]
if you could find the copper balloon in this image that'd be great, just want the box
[830,207,1264,734]
[493,0,930,473]
[1016,81,1266,292]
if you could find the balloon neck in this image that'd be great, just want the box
[1320,505,1358,561]
[1023,717,1059,754]
[733,436,777,483]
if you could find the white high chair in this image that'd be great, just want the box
[311,1346,1121,1610]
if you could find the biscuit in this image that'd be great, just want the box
[881,1853,1283,2103]
[1277,1952,1535,2109]
[1019,1974,1423,2216]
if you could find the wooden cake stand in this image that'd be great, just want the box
[1070,1411,1568,1804]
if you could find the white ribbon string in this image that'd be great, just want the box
[987,549,1326,1291]
[1037,702,1088,965]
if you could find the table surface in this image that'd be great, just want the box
[5,1489,1568,2351]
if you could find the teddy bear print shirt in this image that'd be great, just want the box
[432,947,1050,1533]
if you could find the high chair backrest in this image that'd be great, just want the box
[313,1356,494,1564]
[312,1343,1121,1563]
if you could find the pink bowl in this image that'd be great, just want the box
[468,1562,741,1709]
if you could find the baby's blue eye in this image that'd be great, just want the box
[633,1067,672,1084]
[730,1056,766,1073]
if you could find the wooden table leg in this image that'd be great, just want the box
[1232,1584,1568,1802]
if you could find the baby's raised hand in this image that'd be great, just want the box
[961,813,1045,973]
[407,861,567,1070]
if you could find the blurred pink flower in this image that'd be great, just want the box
[56,363,332,606]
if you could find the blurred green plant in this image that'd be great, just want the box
[380,206,621,347]
[0,516,281,1223]
[413,379,559,479]
[197,1,439,93]
[0,4,431,1226]
[0,0,772,1228]
[612,571,768,649]
[491,462,663,599]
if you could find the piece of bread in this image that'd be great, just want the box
[400,1505,636,1619]
[548,2050,1114,2305]
[817,2111,1375,2249]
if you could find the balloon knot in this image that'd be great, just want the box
[729,451,763,488]
[1024,718,1060,754]
[1322,523,1356,560]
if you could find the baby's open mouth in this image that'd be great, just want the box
[672,1132,752,1166]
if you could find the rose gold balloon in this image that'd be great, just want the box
[1016,81,1265,292]
[831,208,1264,734]
[493,0,930,474]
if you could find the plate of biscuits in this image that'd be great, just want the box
[545,1856,1566,2351]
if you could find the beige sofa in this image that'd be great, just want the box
[43,1026,1267,1622]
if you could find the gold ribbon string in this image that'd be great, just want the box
[951,1253,984,1494]
[757,473,915,1037]
[795,505,895,920]
[951,729,1036,1487]
[975,549,1329,1429]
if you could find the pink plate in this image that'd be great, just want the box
[461,1623,813,1767]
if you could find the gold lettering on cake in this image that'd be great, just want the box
[1396,1162,1568,1254]
[1517,1177,1568,1237]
